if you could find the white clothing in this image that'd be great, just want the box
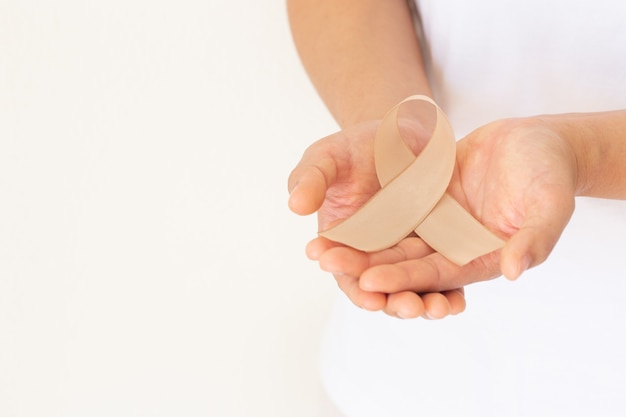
[321,1,626,416]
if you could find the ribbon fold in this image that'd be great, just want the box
[319,95,504,266]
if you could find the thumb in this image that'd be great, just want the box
[287,155,337,216]
[500,199,574,280]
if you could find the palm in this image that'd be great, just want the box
[289,118,468,319]
[455,119,576,253]
[312,119,434,231]
[289,115,578,318]
[305,117,578,296]
[356,117,580,293]
[314,122,381,230]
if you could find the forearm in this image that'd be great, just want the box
[543,111,626,199]
[287,0,430,128]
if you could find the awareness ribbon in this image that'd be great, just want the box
[319,95,504,266]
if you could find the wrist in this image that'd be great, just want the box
[337,89,433,129]
[538,110,626,199]
[535,114,596,197]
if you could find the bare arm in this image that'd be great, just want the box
[287,1,626,318]
[287,0,468,318]
[544,111,626,200]
[287,0,431,128]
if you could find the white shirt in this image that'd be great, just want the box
[322,2,626,416]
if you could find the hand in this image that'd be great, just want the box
[311,116,579,316]
[288,120,468,319]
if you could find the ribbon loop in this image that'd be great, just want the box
[319,95,504,266]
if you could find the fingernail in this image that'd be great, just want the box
[396,312,409,320]
[288,187,296,198]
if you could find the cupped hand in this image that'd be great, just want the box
[313,115,579,316]
[288,119,467,319]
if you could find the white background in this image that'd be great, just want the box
[0,1,338,415]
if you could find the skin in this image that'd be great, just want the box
[287,0,626,319]
[287,0,461,319]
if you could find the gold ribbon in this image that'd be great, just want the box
[319,95,504,266]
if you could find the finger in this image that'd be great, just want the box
[384,291,425,319]
[384,288,466,320]
[360,250,501,293]
[334,273,387,312]
[421,292,452,319]
[318,237,434,277]
[287,140,341,215]
[308,237,387,311]
[288,163,334,215]
[369,236,434,266]
[305,237,344,261]
[319,246,370,276]
[500,198,574,280]
[442,288,467,315]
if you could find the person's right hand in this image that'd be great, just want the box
[288,120,467,319]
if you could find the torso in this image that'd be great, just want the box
[322,2,626,416]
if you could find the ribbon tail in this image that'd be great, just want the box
[415,193,505,266]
